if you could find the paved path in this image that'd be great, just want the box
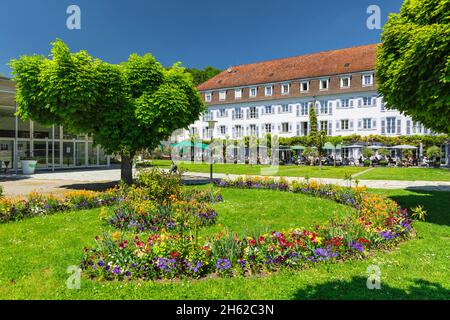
[351,167,375,178]
[1,168,450,197]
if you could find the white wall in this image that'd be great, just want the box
[172,91,433,142]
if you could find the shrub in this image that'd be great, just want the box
[362,147,374,159]
[426,146,443,160]
[136,168,182,201]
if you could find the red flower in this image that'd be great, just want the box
[358,237,370,244]
[170,251,180,258]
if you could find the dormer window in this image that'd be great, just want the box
[235,89,242,100]
[319,79,329,90]
[265,86,273,96]
[340,76,351,88]
[281,83,290,95]
[249,87,257,97]
[300,81,309,92]
[205,92,212,102]
[219,90,226,101]
[362,74,374,86]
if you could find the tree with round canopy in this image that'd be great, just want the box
[10,40,205,184]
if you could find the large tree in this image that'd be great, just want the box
[186,66,222,86]
[10,40,205,183]
[376,0,450,134]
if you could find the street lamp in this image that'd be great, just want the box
[207,120,218,182]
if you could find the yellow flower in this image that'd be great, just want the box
[111,231,121,241]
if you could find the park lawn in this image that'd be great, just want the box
[150,160,450,181]
[151,160,366,179]
[0,187,449,300]
[357,167,450,182]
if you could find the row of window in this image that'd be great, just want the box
[191,119,429,138]
[202,97,379,121]
[204,74,374,102]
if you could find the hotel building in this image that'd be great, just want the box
[175,44,437,142]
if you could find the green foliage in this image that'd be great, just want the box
[211,231,241,263]
[376,0,450,134]
[362,147,375,159]
[186,66,222,86]
[308,102,318,136]
[426,145,443,159]
[280,134,448,149]
[411,205,428,221]
[10,40,206,181]
[136,168,182,200]
[377,148,390,157]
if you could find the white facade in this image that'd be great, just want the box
[174,90,432,142]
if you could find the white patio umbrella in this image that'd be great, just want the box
[391,145,417,149]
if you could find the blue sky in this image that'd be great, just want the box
[0,0,404,76]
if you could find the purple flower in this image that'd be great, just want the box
[97,260,105,267]
[349,241,364,253]
[216,258,231,270]
[113,266,121,275]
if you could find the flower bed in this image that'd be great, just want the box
[102,190,220,232]
[81,177,415,281]
[0,190,118,223]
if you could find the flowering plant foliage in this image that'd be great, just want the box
[81,177,415,281]
[0,190,118,223]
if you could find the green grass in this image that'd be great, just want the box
[0,187,449,300]
[152,160,367,178]
[357,167,450,182]
[150,159,450,181]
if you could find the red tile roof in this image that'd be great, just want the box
[198,43,378,91]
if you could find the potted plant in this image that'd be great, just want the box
[426,146,443,168]
[20,152,38,175]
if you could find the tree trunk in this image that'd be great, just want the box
[121,154,133,185]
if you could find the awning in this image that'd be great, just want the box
[391,145,418,150]
[291,145,305,150]
[171,141,209,150]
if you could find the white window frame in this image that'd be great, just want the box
[220,125,226,135]
[205,92,212,102]
[300,81,309,92]
[363,118,372,129]
[281,83,290,95]
[341,119,349,130]
[319,78,329,91]
[249,87,257,98]
[219,91,226,101]
[362,73,374,87]
[265,86,273,96]
[340,76,351,88]
[281,122,289,133]
[235,88,242,100]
